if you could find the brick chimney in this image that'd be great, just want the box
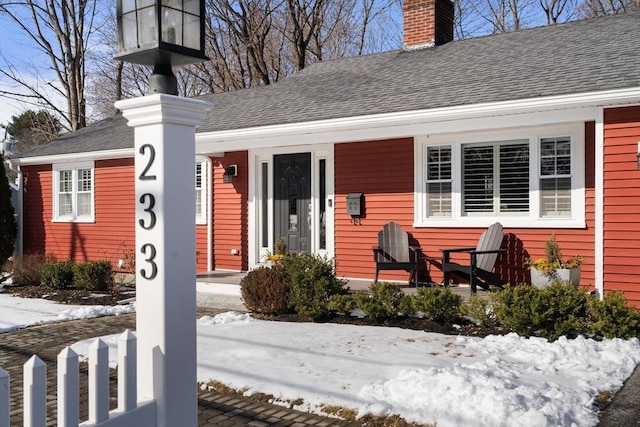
[403,0,454,50]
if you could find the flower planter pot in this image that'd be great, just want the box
[530,267,581,288]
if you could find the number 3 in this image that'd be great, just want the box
[140,243,158,280]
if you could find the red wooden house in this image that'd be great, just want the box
[11,1,640,306]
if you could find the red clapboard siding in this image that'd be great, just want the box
[21,159,137,266]
[333,127,597,290]
[603,106,640,307]
[211,152,249,271]
[196,224,208,272]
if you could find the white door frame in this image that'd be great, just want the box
[248,144,335,268]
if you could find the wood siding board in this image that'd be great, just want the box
[603,106,640,305]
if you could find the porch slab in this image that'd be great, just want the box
[196,270,480,298]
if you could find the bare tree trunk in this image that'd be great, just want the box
[0,0,101,131]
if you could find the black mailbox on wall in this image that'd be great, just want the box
[346,193,364,217]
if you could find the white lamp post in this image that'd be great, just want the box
[114,1,210,426]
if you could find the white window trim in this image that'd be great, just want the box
[195,158,208,225]
[414,123,585,228]
[52,162,95,223]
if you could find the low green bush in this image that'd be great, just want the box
[73,260,114,291]
[537,282,589,340]
[491,282,590,340]
[410,287,462,322]
[7,253,49,286]
[240,265,290,315]
[588,291,640,339]
[461,294,496,327]
[490,284,542,336]
[283,253,347,321]
[354,282,410,319]
[328,294,356,315]
[41,260,75,289]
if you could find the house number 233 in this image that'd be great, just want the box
[138,143,158,280]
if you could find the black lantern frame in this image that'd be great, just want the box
[115,0,208,94]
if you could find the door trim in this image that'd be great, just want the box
[248,144,335,268]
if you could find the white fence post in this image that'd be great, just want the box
[0,367,9,427]
[88,339,109,424]
[23,355,46,427]
[58,346,79,427]
[118,330,137,412]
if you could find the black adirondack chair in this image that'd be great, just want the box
[438,222,505,293]
[372,222,422,286]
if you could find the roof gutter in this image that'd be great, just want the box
[10,148,134,166]
[196,87,640,153]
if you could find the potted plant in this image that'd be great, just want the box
[526,234,583,288]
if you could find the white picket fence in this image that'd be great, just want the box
[0,330,156,427]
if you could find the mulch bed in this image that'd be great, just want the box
[253,312,510,338]
[5,284,508,337]
[2,284,135,305]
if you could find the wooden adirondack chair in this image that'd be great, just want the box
[438,222,506,293]
[372,222,422,286]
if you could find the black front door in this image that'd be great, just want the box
[274,153,311,253]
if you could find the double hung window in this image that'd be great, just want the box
[53,163,94,222]
[195,160,208,224]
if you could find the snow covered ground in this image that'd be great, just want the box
[0,282,135,333]
[3,279,640,427]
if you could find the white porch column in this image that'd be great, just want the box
[115,94,210,427]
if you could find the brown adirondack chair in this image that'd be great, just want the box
[372,222,422,286]
[437,222,506,293]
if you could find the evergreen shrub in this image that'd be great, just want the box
[41,260,75,289]
[0,156,17,267]
[240,265,290,314]
[354,282,409,319]
[461,294,496,327]
[588,291,640,339]
[283,253,347,321]
[73,260,114,291]
[410,287,462,322]
[328,294,356,316]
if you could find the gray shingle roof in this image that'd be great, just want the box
[16,114,133,158]
[17,10,640,159]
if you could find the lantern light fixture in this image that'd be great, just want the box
[115,0,208,95]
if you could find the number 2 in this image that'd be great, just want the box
[139,144,157,180]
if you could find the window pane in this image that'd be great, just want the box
[499,144,529,213]
[427,182,452,216]
[60,170,72,192]
[59,194,73,216]
[463,146,494,213]
[76,193,92,217]
[540,137,571,176]
[261,163,268,248]
[319,159,326,250]
[427,147,451,180]
[540,177,571,217]
[77,169,92,192]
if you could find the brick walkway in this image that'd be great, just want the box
[0,307,359,426]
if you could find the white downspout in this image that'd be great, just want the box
[594,108,604,299]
